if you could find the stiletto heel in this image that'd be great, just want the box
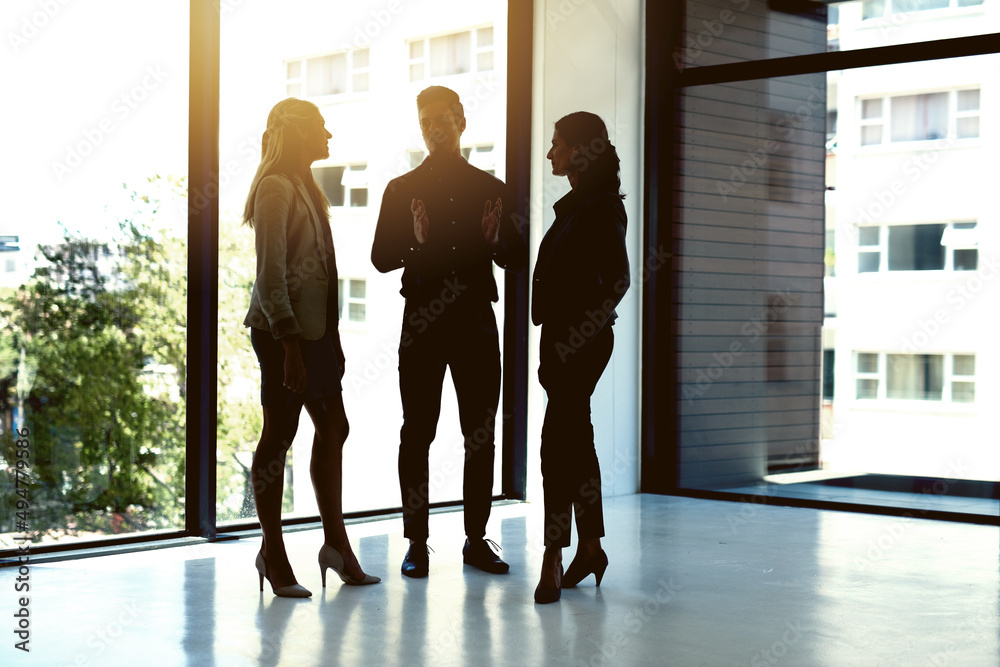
[318,545,380,586]
[563,548,609,588]
[255,551,312,598]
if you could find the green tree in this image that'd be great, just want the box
[0,183,187,540]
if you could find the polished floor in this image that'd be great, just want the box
[2,494,998,666]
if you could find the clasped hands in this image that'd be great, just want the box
[411,197,502,248]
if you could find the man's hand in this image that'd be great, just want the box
[481,197,501,248]
[411,198,430,244]
[280,337,306,394]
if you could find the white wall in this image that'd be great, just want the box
[527,0,644,503]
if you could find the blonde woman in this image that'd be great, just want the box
[243,98,379,597]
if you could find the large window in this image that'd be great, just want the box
[671,0,1000,513]
[0,2,189,549]
[219,1,511,525]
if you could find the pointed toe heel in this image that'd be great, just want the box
[319,544,381,586]
[255,552,312,598]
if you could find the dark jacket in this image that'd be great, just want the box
[532,188,630,348]
[371,154,527,306]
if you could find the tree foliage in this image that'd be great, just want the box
[0,183,187,539]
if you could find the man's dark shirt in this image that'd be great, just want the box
[371,153,526,305]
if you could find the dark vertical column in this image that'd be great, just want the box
[502,0,533,501]
[187,0,220,538]
[641,1,683,494]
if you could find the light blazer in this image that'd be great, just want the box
[243,173,332,340]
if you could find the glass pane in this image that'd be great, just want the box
[287,61,302,79]
[286,83,302,97]
[307,53,348,96]
[896,0,949,11]
[1,3,188,548]
[860,125,883,146]
[862,0,885,19]
[887,224,946,271]
[430,31,472,77]
[857,352,879,373]
[956,116,979,139]
[220,0,510,524]
[954,248,978,271]
[952,381,975,402]
[314,166,346,207]
[856,379,879,398]
[957,89,980,111]
[477,26,494,47]
[861,99,883,119]
[953,355,975,376]
[350,189,369,207]
[890,93,948,142]
[886,354,943,400]
[477,51,495,72]
[353,72,370,93]
[858,252,880,272]
[858,226,879,246]
[682,0,994,65]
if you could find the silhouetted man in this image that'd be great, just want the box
[372,85,526,577]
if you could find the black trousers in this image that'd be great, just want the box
[398,299,501,541]
[538,324,614,548]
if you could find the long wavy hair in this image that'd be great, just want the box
[555,112,625,200]
[242,98,330,228]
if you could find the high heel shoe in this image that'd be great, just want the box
[318,544,381,586]
[255,552,312,598]
[534,563,563,604]
[562,548,608,588]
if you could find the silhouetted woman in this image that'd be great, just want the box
[243,98,379,597]
[532,112,630,603]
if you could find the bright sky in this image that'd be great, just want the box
[1,1,190,248]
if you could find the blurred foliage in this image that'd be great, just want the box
[0,176,290,547]
[0,181,187,539]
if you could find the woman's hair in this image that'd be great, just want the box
[554,112,625,200]
[242,98,330,228]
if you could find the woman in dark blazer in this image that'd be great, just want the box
[532,112,630,603]
[243,98,379,597]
